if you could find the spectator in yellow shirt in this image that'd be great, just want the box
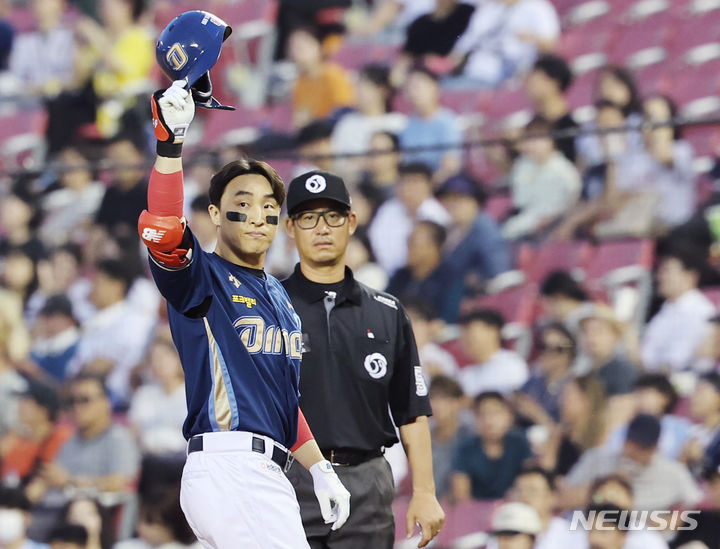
[288,26,355,129]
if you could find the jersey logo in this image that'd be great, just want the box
[364,352,387,379]
[414,366,428,396]
[234,316,302,359]
[141,227,167,243]
[232,295,256,308]
[373,295,398,310]
[166,43,189,70]
[228,274,242,288]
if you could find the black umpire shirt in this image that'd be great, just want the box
[282,264,432,453]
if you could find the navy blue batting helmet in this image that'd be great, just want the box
[156,10,234,110]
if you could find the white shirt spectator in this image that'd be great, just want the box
[565,446,703,511]
[128,383,187,455]
[331,112,407,157]
[457,349,529,396]
[368,197,451,275]
[461,0,559,84]
[8,26,75,92]
[503,152,581,240]
[641,289,715,372]
[39,183,105,246]
[420,341,459,378]
[614,141,696,228]
[67,300,156,403]
[576,528,669,549]
[535,517,587,549]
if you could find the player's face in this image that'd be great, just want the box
[209,174,280,258]
[286,199,357,267]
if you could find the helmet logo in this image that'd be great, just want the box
[166,43,188,70]
[305,175,326,193]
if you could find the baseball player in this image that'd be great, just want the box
[137,81,350,548]
[282,171,445,548]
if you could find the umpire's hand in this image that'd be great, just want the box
[309,460,351,530]
[407,491,445,548]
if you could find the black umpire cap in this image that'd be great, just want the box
[286,171,351,216]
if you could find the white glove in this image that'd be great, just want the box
[153,80,195,143]
[309,460,351,530]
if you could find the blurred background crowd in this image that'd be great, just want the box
[2,0,720,548]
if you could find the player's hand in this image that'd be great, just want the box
[406,491,445,548]
[309,460,351,530]
[151,80,195,144]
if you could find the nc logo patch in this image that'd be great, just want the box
[364,352,387,379]
[305,175,326,193]
[166,43,188,70]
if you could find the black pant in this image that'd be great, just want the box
[286,456,395,549]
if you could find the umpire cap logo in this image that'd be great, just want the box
[167,43,189,70]
[305,174,326,194]
[364,353,387,379]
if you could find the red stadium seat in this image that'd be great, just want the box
[393,497,412,543]
[702,286,720,308]
[608,14,676,64]
[436,499,500,547]
[585,239,655,282]
[517,240,594,284]
[485,194,513,223]
[459,283,538,326]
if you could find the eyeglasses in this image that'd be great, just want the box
[292,209,348,230]
[69,394,99,406]
[538,342,573,354]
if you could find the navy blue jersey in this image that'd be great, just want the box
[148,230,302,448]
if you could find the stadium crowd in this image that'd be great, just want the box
[2,0,720,548]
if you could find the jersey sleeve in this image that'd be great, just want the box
[388,301,433,426]
[148,228,213,315]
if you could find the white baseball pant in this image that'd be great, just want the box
[179,431,311,549]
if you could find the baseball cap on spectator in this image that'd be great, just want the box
[15,379,61,421]
[491,502,542,536]
[625,413,661,448]
[436,173,487,206]
[286,171,352,216]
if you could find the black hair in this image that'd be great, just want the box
[52,243,83,266]
[398,162,433,181]
[190,194,211,213]
[48,523,89,545]
[0,486,31,511]
[360,63,395,113]
[429,375,464,399]
[459,308,505,330]
[371,130,401,152]
[473,390,510,410]
[71,373,111,398]
[127,0,146,21]
[540,270,588,301]
[516,464,556,491]
[699,372,720,395]
[209,159,285,208]
[644,93,682,140]
[95,258,136,296]
[402,297,438,321]
[590,473,633,501]
[296,119,335,147]
[139,487,196,544]
[634,374,678,415]
[598,65,642,117]
[533,54,573,92]
[658,240,707,277]
[414,220,447,249]
[525,115,554,136]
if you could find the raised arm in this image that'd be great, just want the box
[138,81,194,268]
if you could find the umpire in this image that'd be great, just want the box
[283,171,445,549]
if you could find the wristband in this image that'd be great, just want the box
[156,140,183,158]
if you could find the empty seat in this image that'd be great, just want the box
[459,283,538,326]
[518,240,594,284]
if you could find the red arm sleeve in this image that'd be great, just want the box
[291,408,315,452]
[148,168,184,217]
